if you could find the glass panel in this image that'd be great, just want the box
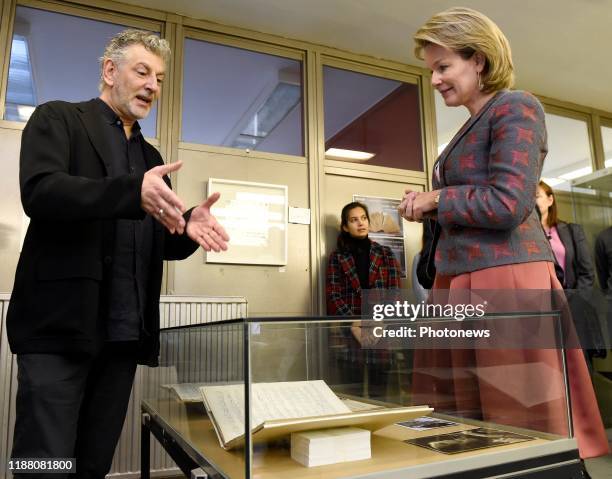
[142,311,575,478]
[181,38,304,156]
[569,154,612,434]
[4,6,158,137]
[602,123,612,168]
[141,321,246,476]
[323,66,423,171]
[540,112,593,192]
[5,35,36,121]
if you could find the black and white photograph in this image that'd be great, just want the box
[405,428,534,455]
[397,416,458,431]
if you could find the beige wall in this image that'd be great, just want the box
[172,147,312,316]
[0,126,23,293]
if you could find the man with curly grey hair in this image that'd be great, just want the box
[8,29,229,478]
[98,29,171,92]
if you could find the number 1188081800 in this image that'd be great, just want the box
[8,459,75,473]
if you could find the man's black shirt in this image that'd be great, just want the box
[94,98,153,341]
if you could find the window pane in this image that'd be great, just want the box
[602,124,612,169]
[323,66,423,171]
[541,113,593,192]
[181,38,304,156]
[5,35,36,120]
[4,6,158,137]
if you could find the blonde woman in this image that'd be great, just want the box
[401,7,607,460]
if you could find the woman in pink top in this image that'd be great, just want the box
[536,180,595,291]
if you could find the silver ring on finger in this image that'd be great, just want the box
[158,208,164,217]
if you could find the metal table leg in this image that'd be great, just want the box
[141,412,151,479]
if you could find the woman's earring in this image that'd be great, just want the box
[477,72,484,91]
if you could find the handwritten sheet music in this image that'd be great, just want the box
[162,382,214,402]
[200,380,351,445]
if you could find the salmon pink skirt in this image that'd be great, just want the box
[412,261,609,459]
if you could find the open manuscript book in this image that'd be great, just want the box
[200,380,432,450]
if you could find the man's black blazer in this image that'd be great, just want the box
[7,99,198,366]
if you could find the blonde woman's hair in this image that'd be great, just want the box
[99,29,170,92]
[413,7,514,93]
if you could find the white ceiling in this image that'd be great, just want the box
[116,0,612,113]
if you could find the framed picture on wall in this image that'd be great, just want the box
[353,194,407,277]
[207,178,288,266]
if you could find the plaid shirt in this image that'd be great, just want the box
[326,240,401,316]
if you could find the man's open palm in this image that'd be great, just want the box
[186,192,230,252]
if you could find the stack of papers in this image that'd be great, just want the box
[291,427,371,467]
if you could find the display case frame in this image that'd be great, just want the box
[141,314,582,479]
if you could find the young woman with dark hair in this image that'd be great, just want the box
[325,202,402,399]
[326,202,401,316]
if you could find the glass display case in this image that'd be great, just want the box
[571,168,612,432]
[141,313,581,479]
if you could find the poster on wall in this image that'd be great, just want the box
[207,179,288,265]
[353,194,407,277]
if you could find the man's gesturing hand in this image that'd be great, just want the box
[186,192,230,252]
[141,161,186,234]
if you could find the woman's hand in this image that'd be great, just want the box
[398,189,417,220]
[399,189,440,222]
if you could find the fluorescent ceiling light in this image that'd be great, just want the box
[325,148,375,161]
[230,68,301,150]
[559,166,593,180]
[540,177,566,187]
